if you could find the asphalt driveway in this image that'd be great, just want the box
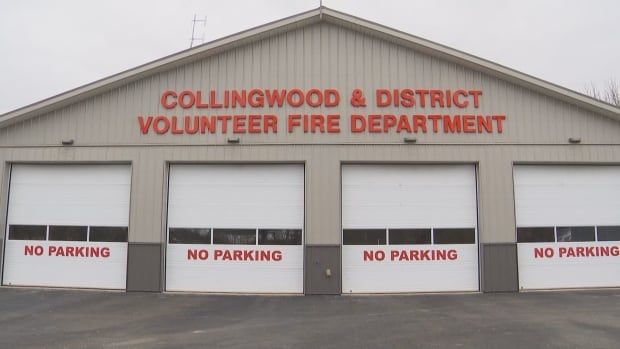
[0,288,618,348]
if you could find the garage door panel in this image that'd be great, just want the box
[3,164,131,289]
[518,242,620,289]
[8,165,130,226]
[168,211,303,230]
[342,245,478,293]
[342,165,477,229]
[3,241,127,289]
[168,165,303,229]
[515,166,620,227]
[342,165,479,293]
[166,164,304,293]
[514,166,620,290]
[342,207,477,229]
[166,244,303,293]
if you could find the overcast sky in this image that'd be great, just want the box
[1,0,618,114]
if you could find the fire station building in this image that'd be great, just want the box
[1,7,619,294]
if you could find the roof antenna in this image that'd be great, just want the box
[190,14,207,48]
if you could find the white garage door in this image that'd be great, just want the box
[514,165,620,290]
[342,165,479,293]
[3,164,130,289]
[166,164,304,293]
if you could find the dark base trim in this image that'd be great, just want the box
[481,243,519,293]
[305,245,341,295]
[126,242,163,292]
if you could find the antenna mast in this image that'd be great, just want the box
[190,14,207,48]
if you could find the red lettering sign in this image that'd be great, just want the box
[139,88,506,136]
[533,245,620,259]
[362,249,458,262]
[189,249,283,262]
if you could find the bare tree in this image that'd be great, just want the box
[584,79,620,107]
[603,79,620,107]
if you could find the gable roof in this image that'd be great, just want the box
[1,6,619,128]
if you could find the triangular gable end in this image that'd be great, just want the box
[0,6,618,130]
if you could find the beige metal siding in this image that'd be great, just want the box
[2,145,620,245]
[1,20,619,247]
[1,23,619,146]
[0,160,8,244]
[0,161,6,280]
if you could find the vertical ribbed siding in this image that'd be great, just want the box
[1,22,620,146]
[1,19,620,247]
[477,149,517,243]
[305,149,341,244]
[0,160,8,248]
[128,150,165,243]
[1,145,620,244]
